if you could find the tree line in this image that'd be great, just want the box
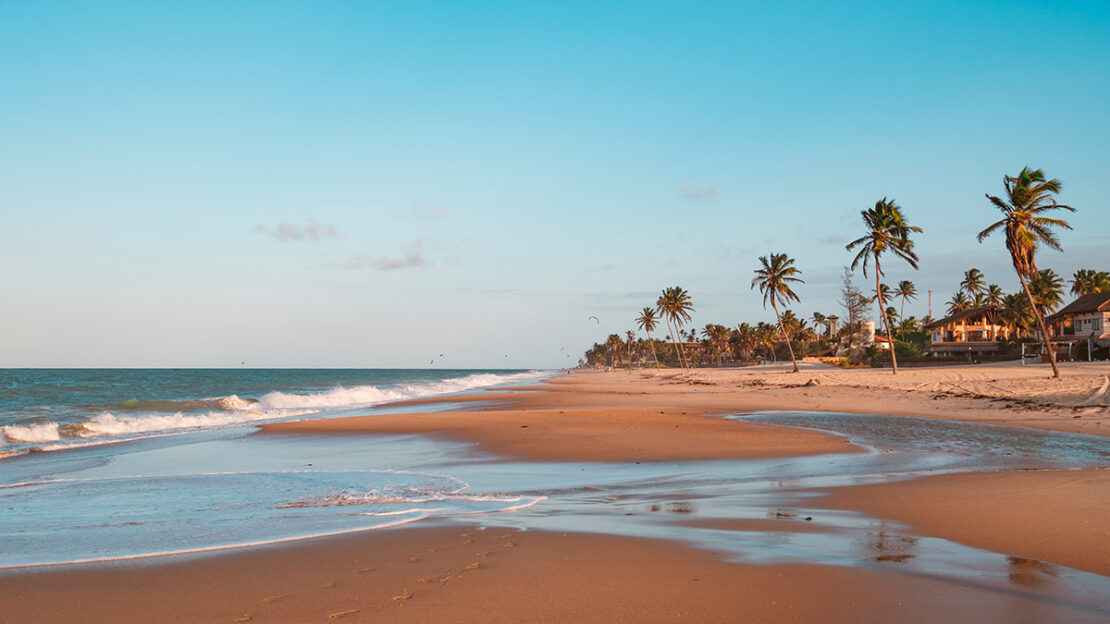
[583,167,1096,378]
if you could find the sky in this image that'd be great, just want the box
[1,0,1107,368]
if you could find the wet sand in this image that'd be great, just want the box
[8,362,1110,622]
[3,525,1106,623]
[818,468,1110,577]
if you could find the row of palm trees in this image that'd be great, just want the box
[585,167,1081,378]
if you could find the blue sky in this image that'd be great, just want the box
[1,1,1107,368]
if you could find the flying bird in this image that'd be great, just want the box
[588,315,599,324]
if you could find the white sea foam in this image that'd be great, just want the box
[255,371,547,410]
[2,422,62,443]
[0,370,550,449]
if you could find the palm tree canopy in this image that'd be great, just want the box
[1029,269,1065,314]
[896,280,917,300]
[960,269,986,296]
[656,286,694,326]
[978,167,1075,278]
[1071,269,1110,296]
[845,198,923,277]
[984,284,1005,306]
[636,307,658,333]
[751,253,804,309]
[947,291,971,315]
[872,282,892,304]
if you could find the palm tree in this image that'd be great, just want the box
[656,286,694,368]
[895,280,917,330]
[1029,269,1065,317]
[846,199,922,374]
[735,322,759,361]
[960,269,986,301]
[947,291,971,315]
[1000,292,1034,338]
[605,334,623,368]
[702,324,732,367]
[811,311,828,338]
[751,252,805,372]
[1071,269,1110,296]
[872,283,892,307]
[978,167,1076,378]
[625,330,636,369]
[984,284,1005,306]
[636,307,661,366]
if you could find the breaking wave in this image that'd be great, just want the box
[1,370,549,452]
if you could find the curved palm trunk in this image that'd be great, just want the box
[771,300,799,373]
[627,341,633,372]
[1017,271,1061,379]
[875,264,898,374]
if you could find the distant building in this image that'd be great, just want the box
[923,305,1006,358]
[1045,292,1110,360]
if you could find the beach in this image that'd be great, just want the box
[3,361,1110,622]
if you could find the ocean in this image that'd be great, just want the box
[0,368,550,567]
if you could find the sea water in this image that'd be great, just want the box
[0,369,550,567]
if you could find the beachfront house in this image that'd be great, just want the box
[1044,292,1110,361]
[924,305,1006,358]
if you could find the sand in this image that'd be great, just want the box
[9,360,1110,622]
[4,525,1106,623]
[817,468,1110,577]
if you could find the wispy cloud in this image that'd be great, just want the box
[408,203,450,219]
[256,222,340,242]
[678,184,717,201]
[343,241,427,271]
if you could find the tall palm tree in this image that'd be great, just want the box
[846,199,922,374]
[1071,269,1110,296]
[895,280,917,329]
[960,269,986,301]
[636,307,661,366]
[656,286,694,368]
[978,167,1076,378]
[625,330,636,370]
[947,291,971,315]
[751,252,805,372]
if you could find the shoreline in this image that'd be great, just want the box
[6,361,1110,622]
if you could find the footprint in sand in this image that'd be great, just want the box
[321,581,337,589]
[354,567,375,574]
[328,608,360,619]
[261,595,286,604]
[464,562,481,570]
[233,614,253,623]
[392,589,413,601]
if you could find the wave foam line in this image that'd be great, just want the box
[254,371,549,410]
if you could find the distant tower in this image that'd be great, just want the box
[928,289,933,318]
